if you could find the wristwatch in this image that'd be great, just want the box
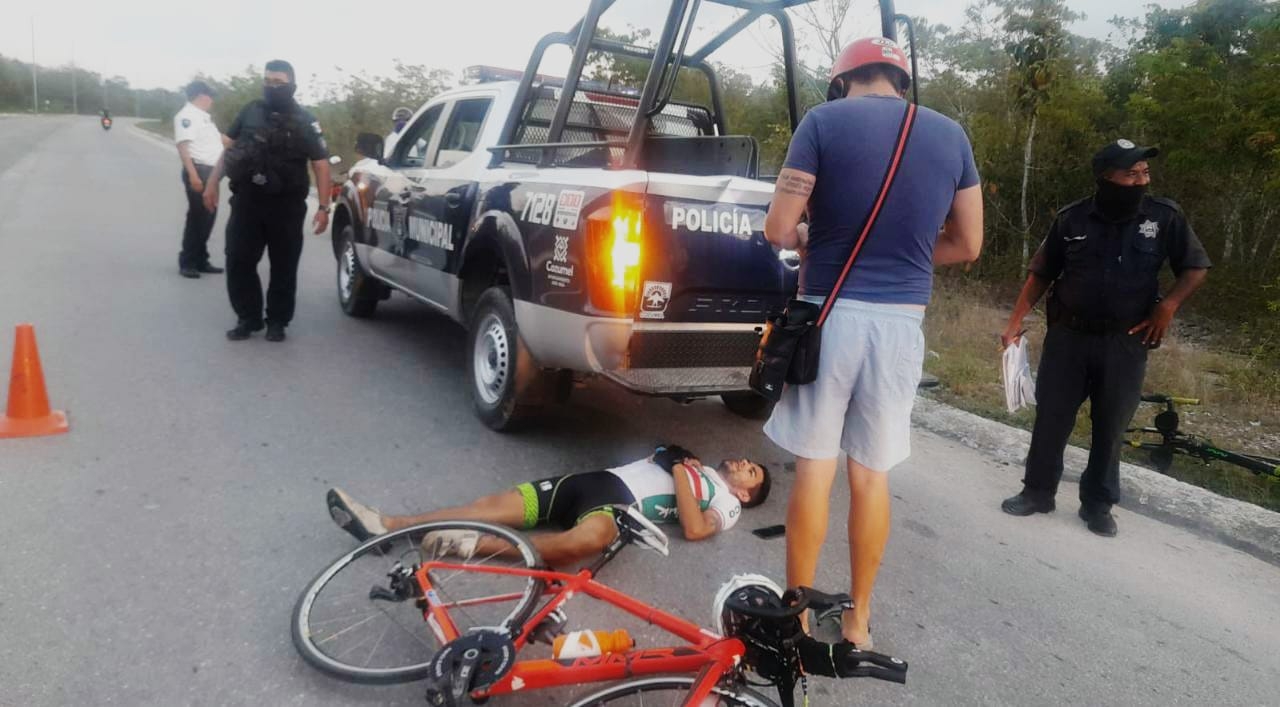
[317,205,331,213]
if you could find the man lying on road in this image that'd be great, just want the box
[326,444,771,566]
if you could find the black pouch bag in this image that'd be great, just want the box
[749,103,919,402]
[750,300,821,401]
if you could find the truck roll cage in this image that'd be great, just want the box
[489,0,903,170]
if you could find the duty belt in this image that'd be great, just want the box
[1057,312,1139,335]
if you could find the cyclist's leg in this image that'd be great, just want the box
[381,490,528,532]
[527,513,619,567]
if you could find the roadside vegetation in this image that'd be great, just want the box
[1,0,1275,505]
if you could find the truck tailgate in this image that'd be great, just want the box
[636,176,796,326]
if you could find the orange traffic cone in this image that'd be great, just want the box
[0,324,69,438]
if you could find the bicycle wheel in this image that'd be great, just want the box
[292,521,544,684]
[568,676,779,707]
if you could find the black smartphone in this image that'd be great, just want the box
[751,524,786,539]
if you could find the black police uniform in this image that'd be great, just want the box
[222,99,328,328]
[1022,195,1211,510]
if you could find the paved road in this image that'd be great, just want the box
[0,115,1276,706]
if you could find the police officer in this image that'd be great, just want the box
[202,60,331,342]
[386,106,412,159]
[999,140,1211,536]
[174,80,224,278]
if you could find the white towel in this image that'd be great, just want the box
[1002,338,1037,413]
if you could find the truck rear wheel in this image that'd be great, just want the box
[468,287,543,431]
[721,392,774,420]
[337,226,382,318]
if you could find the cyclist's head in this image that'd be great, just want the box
[718,459,772,508]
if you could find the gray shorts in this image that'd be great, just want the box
[763,298,925,471]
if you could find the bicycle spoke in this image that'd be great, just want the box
[364,621,392,668]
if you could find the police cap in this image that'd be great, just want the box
[1093,139,1159,177]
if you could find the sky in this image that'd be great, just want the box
[1,0,1192,98]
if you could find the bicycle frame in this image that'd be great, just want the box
[415,561,747,705]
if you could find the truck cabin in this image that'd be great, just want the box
[486,0,910,178]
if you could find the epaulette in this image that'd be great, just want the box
[1147,195,1184,214]
[1056,196,1092,215]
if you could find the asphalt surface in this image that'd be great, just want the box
[0,115,1277,706]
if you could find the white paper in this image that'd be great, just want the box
[1002,338,1037,413]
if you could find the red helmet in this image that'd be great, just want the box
[828,37,911,100]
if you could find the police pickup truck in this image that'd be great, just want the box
[329,0,895,430]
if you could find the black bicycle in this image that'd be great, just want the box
[1126,394,1279,479]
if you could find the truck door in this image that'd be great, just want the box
[405,96,493,280]
[365,104,445,288]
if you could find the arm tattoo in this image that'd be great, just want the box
[777,172,815,197]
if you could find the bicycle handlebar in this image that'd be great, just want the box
[1141,393,1201,405]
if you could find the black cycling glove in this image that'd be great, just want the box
[652,444,697,474]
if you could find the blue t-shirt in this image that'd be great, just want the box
[783,96,979,305]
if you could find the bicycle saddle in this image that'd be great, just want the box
[611,504,670,557]
[423,629,515,707]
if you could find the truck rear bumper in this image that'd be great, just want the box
[601,367,752,396]
[515,302,762,396]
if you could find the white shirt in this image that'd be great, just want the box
[608,458,742,533]
[174,102,223,166]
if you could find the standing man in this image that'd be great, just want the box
[174,80,224,278]
[763,38,984,650]
[202,60,330,342]
[1000,141,1210,536]
[385,106,412,159]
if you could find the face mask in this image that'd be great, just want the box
[393,119,408,133]
[1094,178,1147,220]
[263,83,297,111]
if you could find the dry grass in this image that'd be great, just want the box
[923,278,1280,511]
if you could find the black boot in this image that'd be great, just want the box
[264,322,287,342]
[1079,505,1117,537]
[226,320,264,341]
[1000,491,1055,516]
[197,263,225,274]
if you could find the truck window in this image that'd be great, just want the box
[435,98,493,168]
[396,104,445,169]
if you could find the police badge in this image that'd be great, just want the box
[1139,220,1159,239]
[181,118,191,129]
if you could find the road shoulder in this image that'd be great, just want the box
[913,396,1280,567]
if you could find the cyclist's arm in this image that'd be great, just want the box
[672,463,719,541]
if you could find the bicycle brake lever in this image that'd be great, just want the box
[369,585,401,602]
[849,665,907,684]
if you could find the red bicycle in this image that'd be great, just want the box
[292,507,907,706]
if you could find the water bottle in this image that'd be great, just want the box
[552,629,634,659]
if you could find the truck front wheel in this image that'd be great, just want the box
[468,287,543,431]
[721,392,774,420]
[336,226,383,318]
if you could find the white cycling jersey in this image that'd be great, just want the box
[607,458,742,533]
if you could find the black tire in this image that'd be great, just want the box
[291,520,544,685]
[567,676,778,707]
[337,225,382,318]
[467,287,543,431]
[721,392,774,420]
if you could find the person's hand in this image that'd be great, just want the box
[188,174,205,194]
[202,184,219,213]
[1000,321,1025,349]
[1129,300,1176,348]
[795,222,809,258]
[313,209,330,235]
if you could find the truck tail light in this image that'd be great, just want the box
[586,195,643,315]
